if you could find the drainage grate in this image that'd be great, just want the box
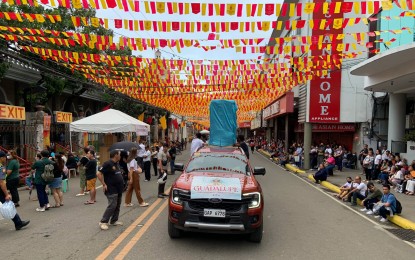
[386,228,415,242]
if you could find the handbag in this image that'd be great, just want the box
[0,200,17,220]
[162,160,168,166]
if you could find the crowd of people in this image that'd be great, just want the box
[0,138,185,231]
[249,137,358,172]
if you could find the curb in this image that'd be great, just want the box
[258,149,415,230]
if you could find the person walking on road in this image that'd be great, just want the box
[143,145,152,181]
[124,148,149,208]
[157,144,169,198]
[76,148,89,197]
[6,150,20,207]
[0,151,30,230]
[136,139,146,169]
[151,146,159,176]
[97,150,125,230]
[168,142,177,175]
[50,154,64,208]
[31,150,53,212]
[84,150,97,205]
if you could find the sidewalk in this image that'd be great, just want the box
[258,149,415,230]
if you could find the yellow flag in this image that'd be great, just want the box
[160,116,167,130]
[138,112,144,122]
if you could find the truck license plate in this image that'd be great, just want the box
[204,209,226,218]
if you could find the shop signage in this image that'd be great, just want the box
[263,92,294,120]
[0,104,25,120]
[44,115,51,131]
[309,0,343,123]
[55,111,73,123]
[238,122,251,128]
[296,123,355,132]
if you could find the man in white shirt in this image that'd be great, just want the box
[136,139,146,168]
[190,133,205,155]
[349,176,367,206]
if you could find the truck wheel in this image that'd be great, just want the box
[168,220,182,238]
[248,225,263,243]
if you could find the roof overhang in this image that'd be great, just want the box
[350,43,415,93]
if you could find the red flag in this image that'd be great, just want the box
[114,19,122,28]
[106,0,117,8]
[191,3,200,14]
[237,4,243,17]
[208,33,216,40]
[265,4,274,15]
[172,22,180,31]
[167,2,173,14]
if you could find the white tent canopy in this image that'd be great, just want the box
[70,109,150,136]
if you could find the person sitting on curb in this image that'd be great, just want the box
[373,184,397,223]
[313,163,328,183]
[334,177,353,200]
[359,182,382,215]
[348,176,367,206]
[324,153,336,176]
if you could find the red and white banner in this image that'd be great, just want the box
[238,122,251,128]
[309,0,343,123]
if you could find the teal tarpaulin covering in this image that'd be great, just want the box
[209,100,238,146]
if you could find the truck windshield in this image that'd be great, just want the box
[185,153,249,175]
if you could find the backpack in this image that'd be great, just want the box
[395,199,402,215]
[41,162,55,182]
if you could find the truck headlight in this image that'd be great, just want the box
[171,189,188,205]
[243,192,261,209]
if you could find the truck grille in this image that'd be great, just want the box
[188,200,244,212]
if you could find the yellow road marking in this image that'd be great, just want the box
[114,200,169,260]
[96,199,162,260]
[96,188,171,260]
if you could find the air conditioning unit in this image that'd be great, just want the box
[406,115,415,129]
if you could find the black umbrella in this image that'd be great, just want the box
[109,141,141,152]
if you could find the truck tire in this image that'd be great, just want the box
[248,225,263,243]
[168,220,182,238]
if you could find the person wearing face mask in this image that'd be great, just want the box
[334,177,354,200]
[6,150,20,207]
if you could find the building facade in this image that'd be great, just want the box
[351,2,415,160]
[258,0,375,168]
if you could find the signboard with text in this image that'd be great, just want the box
[55,111,73,123]
[263,92,294,120]
[308,0,343,123]
[295,123,355,132]
[0,104,25,120]
[191,177,242,200]
[238,122,251,128]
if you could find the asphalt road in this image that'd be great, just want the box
[1,148,414,260]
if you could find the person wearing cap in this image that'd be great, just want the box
[0,151,30,230]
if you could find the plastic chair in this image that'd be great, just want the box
[68,168,77,178]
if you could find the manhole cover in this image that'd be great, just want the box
[386,228,415,242]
